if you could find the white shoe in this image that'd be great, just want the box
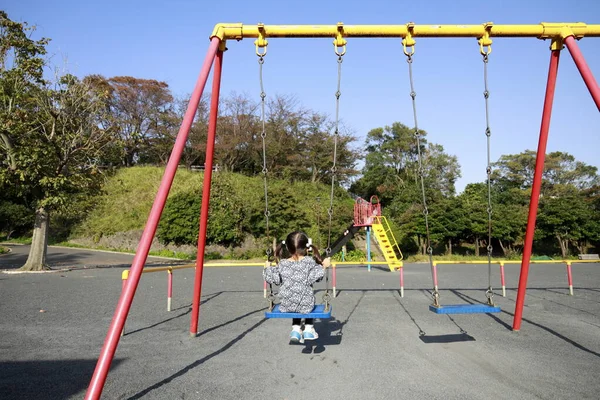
[302,326,319,340]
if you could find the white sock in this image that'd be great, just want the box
[292,325,302,332]
[304,324,313,331]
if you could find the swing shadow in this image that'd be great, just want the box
[126,317,268,400]
[394,290,476,343]
[452,290,600,359]
[297,291,366,354]
[123,292,222,336]
[520,290,600,318]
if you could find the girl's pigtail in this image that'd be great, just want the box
[274,242,285,263]
[310,245,324,265]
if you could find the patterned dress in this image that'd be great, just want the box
[263,257,325,313]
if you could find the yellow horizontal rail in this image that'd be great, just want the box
[121,262,269,280]
[211,22,600,41]
[433,260,599,266]
[333,261,403,267]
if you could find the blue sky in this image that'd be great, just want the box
[5,0,600,193]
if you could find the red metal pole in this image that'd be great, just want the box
[399,267,404,298]
[332,264,337,297]
[500,263,506,297]
[263,276,267,298]
[563,35,600,111]
[513,47,561,332]
[85,37,221,400]
[167,269,173,311]
[566,262,573,295]
[190,46,224,336]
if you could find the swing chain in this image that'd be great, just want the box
[405,44,437,302]
[267,291,276,311]
[482,39,495,304]
[432,290,440,307]
[326,50,344,257]
[258,51,272,260]
[322,291,331,311]
[485,287,495,306]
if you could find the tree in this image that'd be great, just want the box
[457,183,489,256]
[351,122,460,203]
[87,75,175,166]
[0,11,49,173]
[1,31,114,271]
[492,150,599,193]
[536,185,597,257]
[215,92,260,173]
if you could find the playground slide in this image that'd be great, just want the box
[327,223,361,256]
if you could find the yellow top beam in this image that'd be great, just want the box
[211,22,600,41]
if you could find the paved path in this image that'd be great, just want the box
[1,249,599,399]
[0,244,186,270]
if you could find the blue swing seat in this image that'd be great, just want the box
[265,304,332,319]
[429,303,501,314]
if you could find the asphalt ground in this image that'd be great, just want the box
[1,245,599,399]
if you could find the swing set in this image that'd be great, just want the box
[85,22,600,400]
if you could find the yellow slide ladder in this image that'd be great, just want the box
[371,216,403,271]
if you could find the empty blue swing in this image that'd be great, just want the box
[429,303,501,314]
[405,42,502,317]
[428,282,501,315]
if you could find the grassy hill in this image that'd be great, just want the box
[69,166,356,259]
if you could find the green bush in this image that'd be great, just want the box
[332,249,374,262]
[157,174,246,246]
[0,201,34,239]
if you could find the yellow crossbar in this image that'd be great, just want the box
[122,262,269,279]
[211,22,600,41]
[433,260,599,266]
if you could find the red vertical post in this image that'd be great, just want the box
[399,267,404,298]
[566,262,573,295]
[500,263,506,297]
[167,269,173,311]
[513,46,561,332]
[563,35,600,111]
[263,276,267,298]
[432,263,439,291]
[85,37,221,400]
[190,45,225,337]
[332,264,337,297]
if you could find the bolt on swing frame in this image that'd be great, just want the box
[84,22,600,399]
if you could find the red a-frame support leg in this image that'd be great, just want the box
[513,35,599,331]
[85,37,223,400]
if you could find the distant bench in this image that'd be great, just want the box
[578,254,600,260]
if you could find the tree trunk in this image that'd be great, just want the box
[475,236,480,257]
[498,239,507,256]
[446,238,452,255]
[1,132,17,170]
[556,234,568,259]
[20,207,50,271]
[575,240,586,255]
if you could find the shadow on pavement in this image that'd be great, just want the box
[454,290,600,358]
[299,290,366,354]
[126,319,267,400]
[396,290,476,344]
[0,358,124,400]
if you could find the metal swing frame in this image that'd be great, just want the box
[85,22,600,399]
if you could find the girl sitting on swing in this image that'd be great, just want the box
[263,231,331,343]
